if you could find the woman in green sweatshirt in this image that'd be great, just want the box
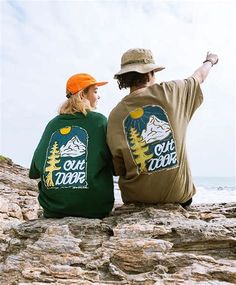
[29,73,114,218]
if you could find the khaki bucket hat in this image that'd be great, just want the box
[114,48,165,79]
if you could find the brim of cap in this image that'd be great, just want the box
[114,64,165,79]
[93,81,108,87]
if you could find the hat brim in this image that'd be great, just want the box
[95,81,108,87]
[77,81,108,94]
[114,64,165,79]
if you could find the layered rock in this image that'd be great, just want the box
[0,157,235,284]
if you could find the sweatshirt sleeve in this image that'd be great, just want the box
[29,158,40,179]
[161,77,203,121]
[107,110,126,176]
[29,142,41,179]
[182,76,203,120]
[99,115,116,175]
[29,124,50,179]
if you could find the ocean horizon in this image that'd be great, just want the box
[114,176,236,205]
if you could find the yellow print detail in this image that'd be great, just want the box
[45,141,61,187]
[129,127,153,173]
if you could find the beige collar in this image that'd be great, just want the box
[129,87,147,96]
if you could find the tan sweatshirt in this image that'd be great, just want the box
[107,77,203,203]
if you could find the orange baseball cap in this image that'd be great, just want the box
[66,73,108,96]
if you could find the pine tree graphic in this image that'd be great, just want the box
[45,141,61,187]
[129,127,153,173]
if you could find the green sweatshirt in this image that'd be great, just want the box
[29,111,114,218]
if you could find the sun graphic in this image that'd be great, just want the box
[60,126,71,135]
[129,108,144,119]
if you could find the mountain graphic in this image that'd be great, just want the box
[141,115,171,143]
[60,136,86,157]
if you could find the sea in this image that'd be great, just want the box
[114,176,236,205]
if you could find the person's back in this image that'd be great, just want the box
[107,48,218,206]
[29,73,114,218]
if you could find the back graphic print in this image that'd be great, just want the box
[123,105,178,174]
[43,126,88,189]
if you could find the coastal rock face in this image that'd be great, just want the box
[0,157,235,284]
[0,157,39,227]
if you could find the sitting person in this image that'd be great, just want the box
[107,48,218,207]
[29,73,114,218]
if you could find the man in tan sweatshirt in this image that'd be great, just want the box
[107,48,218,207]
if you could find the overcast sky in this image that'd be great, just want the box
[1,0,235,178]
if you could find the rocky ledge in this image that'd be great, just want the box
[0,157,235,284]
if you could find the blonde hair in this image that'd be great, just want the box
[59,88,92,116]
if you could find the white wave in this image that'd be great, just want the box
[193,186,236,204]
[113,182,236,205]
